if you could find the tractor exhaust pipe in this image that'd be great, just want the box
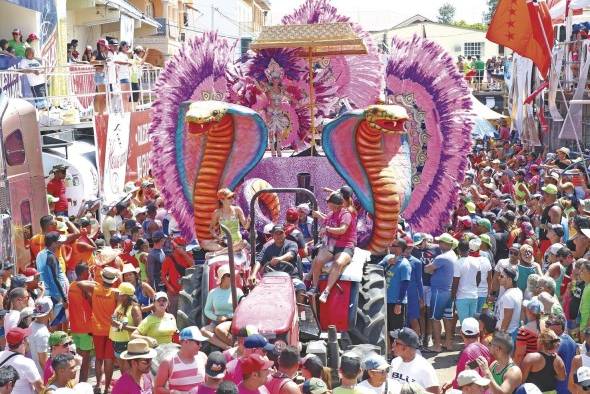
[327,325,339,372]
[220,224,238,311]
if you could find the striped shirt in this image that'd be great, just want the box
[516,327,539,354]
[168,352,207,392]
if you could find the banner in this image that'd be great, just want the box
[102,112,131,202]
[127,111,152,181]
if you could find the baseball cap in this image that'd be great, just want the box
[205,351,227,378]
[302,378,329,394]
[479,234,492,248]
[457,370,490,388]
[12,28,21,35]
[503,265,519,281]
[458,215,472,227]
[97,38,108,45]
[45,231,67,246]
[340,353,361,376]
[436,233,458,248]
[180,326,208,342]
[6,327,28,346]
[514,383,543,394]
[32,297,53,318]
[11,275,27,288]
[465,201,476,214]
[542,184,559,195]
[389,327,420,348]
[286,208,299,222]
[48,331,71,347]
[461,317,480,336]
[244,334,269,349]
[477,218,492,232]
[154,291,168,301]
[575,366,590,390]
[263,223,275,235]
[117,282,135,297]
[468,237,482,252]
[412,233,426,245]
[152,230,167,241]
[363,355,389,371]
[241,354,274,375]
[301,354,324,376]
[271,225,285,234]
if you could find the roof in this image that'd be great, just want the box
[251,22,367,56]
[96,0,161,28]
[370,14,485,34]
[391,14,434,29]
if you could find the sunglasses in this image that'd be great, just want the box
[138,359,152,364]
[62,342,73,347]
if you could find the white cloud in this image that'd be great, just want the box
[270,0,489,31]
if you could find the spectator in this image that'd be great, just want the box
[0,328,43,393]
[121,263,155,315]
[451,317,493,389]
[45,353,77,392]
[0,365,19,393]
[67,263,93,383]
[81,45,93,62]
[452,239,480,324]
[109,282,142,374]
[359,354,401,394]
[494,265,522,340]
[403,237,425,339]
[333,354,363,394]
[132,291,177,346]
[27,297,52,374]
[522,329,567,391]
[3,287,30,335]
[237,354,273,394]
[579,259,590,332]
[568,327,590,394]
[161,236,193,313]
[389,328,439,394]
[302,378,329,394]
[476,332,522,394]
[114,41,132,111]
[197,351,227,394]
[456,370,490,394]
[154,326,208,392]
[574,366,590,394]
[544,313,577,394]
[219,381,239,394]
[0,39,13,57]
[300,354,332,390]
[147,231,167,291]
[379,238,411,332]
[112,338,155,394]
[8,29,25,57]
[225,334,274,384]
[514,298,543,365]
[265,346,300,394]
[18,47,48,109]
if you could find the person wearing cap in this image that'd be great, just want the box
[195,351,227,394]
[401,237,425,340]
[65,219,96,281]
[141,202,161,244]
[539,183,563,257]
[114,40,133,111]
[146,230,167,291]
[265,346,300,394]
[521,328,566,393]
[573,366,590,394]
[92,37,109,113]
[285,207,309,258]
[27,297,53,374]
[225,334,274,384]
[202,265,244,350]
[121,262,155,314]
[448,317,493,389]
[495,265,523,338]
[43,330,75,384]
[101,201,118,244]
[332,353,364,394]
[154,326,208,392]
[236,354,273,394]
[455,370,490,394]
[130,46,149,105]
[379,239,412,333]
[548,247,572,303]
[295,203,314,243]
[161,236,194,312]
[301,378,329,394]
[132,290,177,346]
[474,218,496,259]
[112,338,156,394]
[425,233,457,352]
[578,259,590,333]
[514,170,531,212]
[35,231,69,322]
[569,327,590,393]
[513,298,544,364]
[476,332,522,394]
[308,191,357,304]
[492,243,521,298]
[8,28,25,57]
[206,188,250,252]
[0,364,19,393]
[389,328,439,393]
[0,327,43,393]
[359,354,401,394]
[451,239,481,324]
[249,225,302,291]
[109,282,142,371]
[46,165,69,217]
[542,314,576,394]
[300,354,331,389]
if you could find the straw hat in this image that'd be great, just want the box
[119,339,157,360]
[95,247,122,266]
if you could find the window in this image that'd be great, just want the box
[4,129,26,166]
[146,0,155,18]
[464,42,484,58]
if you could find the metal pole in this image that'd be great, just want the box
[249,188,318,268]
[308,48,316,155]
[219,223,239,311]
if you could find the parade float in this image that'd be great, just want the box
[148,0,474,355]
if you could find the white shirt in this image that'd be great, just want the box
[28,321,49,373]
[358,378,402,394]
[101,215,117,244]
[107,51,117,84]
[4,310,20,334]
[114,52,130,80]
[477,255,492,298]
[389,354,439,390]
[0,350,41,394]
[495,287,523,333]
[454,256,480,299]
[18,58,45,86]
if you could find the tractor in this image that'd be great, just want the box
[177,188,388,357]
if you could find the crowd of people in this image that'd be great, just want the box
[456,55,510,91]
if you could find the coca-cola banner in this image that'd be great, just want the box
[94,110,152,201]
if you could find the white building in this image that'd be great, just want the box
[371,15,506,61]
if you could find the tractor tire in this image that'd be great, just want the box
[348,263,388,355]
[177,264,205,330]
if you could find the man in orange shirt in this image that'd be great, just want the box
[67,262,94,382]
[66,218,96,281]
[77,266,119,393]
[161,236,193,313]
[31,215,80,274]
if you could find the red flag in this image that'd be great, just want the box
[486,0,554,78]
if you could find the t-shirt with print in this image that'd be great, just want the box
[389,354,439,390]
[412,246,441,287]
[358,378,402,394]
[0,349,41,394]
[430,250,457,291]
[325,209,357,248]
[18,57,45,86]
[454,256,480,299]
[28,321,50,374]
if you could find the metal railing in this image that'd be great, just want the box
[0,63,162,126]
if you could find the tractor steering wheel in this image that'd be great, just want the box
[262,261,296,276]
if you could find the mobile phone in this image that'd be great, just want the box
[467,360,478,369]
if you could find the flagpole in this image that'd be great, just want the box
[530,0,590,183]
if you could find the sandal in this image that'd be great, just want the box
[319,289,330,303]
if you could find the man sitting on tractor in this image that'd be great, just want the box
[248,225,305,295]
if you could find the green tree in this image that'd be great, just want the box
[437,2,456,24]
[484,0,499,24]
[453,20,488,32]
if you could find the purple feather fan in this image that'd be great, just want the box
[148,32,235,239]
[282,0,384,109]
[385,35,473,235]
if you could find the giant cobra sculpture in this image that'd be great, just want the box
[149,0,474,253]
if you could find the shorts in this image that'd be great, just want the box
[476,296,487,314]
[92,335,115,360]
[292,278,306,292]
[423,286,431,308]
[120,78,130,83]
[112,341,128,358]
[406,290,421,321]
[330,246,354,257]
[455,298,478,323]
[387,304,406,332]
[94,72,106,85]
[430,288,453,320]
[72,333,94,352]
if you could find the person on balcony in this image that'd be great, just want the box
[115,41,133,112]
[92,38,109,115]
[18,47,48,110]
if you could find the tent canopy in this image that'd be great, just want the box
[470,95,507,120]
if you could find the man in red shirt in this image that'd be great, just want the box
[46,165,69,217]
[161,236,193,312]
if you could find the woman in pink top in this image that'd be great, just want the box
[308,189,358,304]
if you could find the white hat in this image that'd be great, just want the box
[457,370,490,388]
[576,366,590,390]
[154,291,168,301]
[216,265,230,284]
[263,222,275,235]
[121,263,139,275]
[548,243,564,255]
[468,238,482,252]
[132,206,148,216]
[461,317,480,336]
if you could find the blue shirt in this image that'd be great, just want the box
[36,249,67,299]
[556,333,577,394]
[147,248,165,290]
[406,255,424,300]
[380,255,411,304]
[430,250,457,291]
[412,245,441,286]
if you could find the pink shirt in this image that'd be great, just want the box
[325,209,357,248]
[43,358,53,384]
[112,372,153,394]
[224,357,244,384]
[452,342,494,388]
[238,382,270,394]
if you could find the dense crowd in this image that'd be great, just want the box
[456,55,510,90]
